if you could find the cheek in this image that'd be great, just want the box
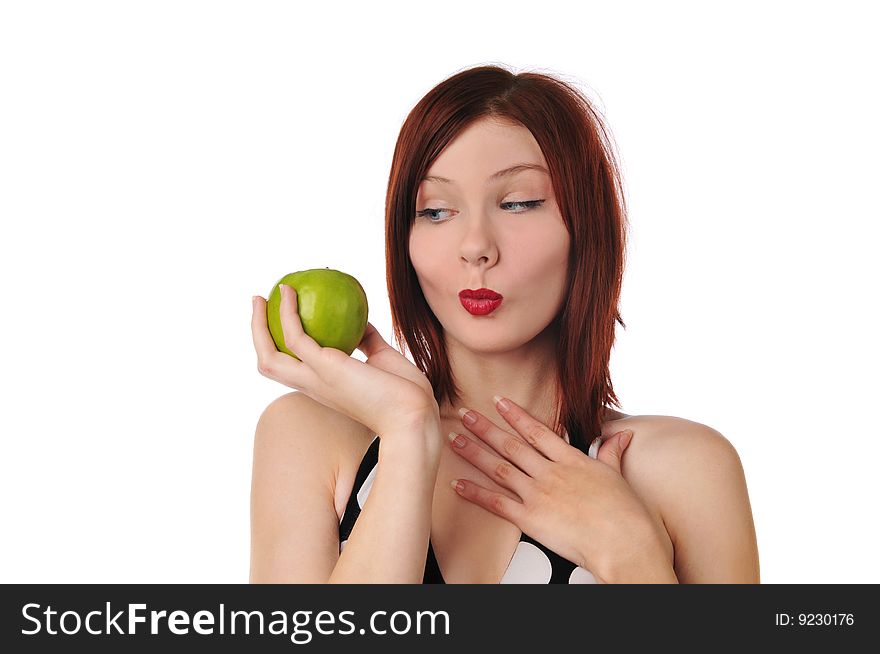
[408,230,446,291]
[514,223,569,277]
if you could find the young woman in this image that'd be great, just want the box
[249,64,760,584]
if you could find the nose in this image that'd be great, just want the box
[459,213,498,267]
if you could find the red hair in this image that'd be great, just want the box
[384,64,629,454]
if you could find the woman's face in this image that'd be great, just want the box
[409,116,571,353]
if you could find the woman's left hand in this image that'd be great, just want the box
[449,395,665,580]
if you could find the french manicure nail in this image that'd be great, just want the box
[448,431,465,448]
[458,407,477,425]
[493,394,511,413]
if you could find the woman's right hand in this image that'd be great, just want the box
[251,283,440,439]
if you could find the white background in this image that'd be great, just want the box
[1,1,877,583]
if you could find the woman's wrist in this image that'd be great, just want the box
[379,414,444,470]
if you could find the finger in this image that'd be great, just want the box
[356,321,391,358]
[251,294,291,376]
[491,395,574,464]
[457,407,550,479]
[278,284,323,364]
[447,431,534,500]
[450,477,527,526]
[593,429,633,473]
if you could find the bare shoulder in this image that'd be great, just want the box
[251,392,375,582]
[257,392,375,520]
[603,414,759,582]
[601,413,742,503]
[602,413,738,463]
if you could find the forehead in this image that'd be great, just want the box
[420,118,548,187]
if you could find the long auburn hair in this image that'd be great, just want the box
[384,64,629,455]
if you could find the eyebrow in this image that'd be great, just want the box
[421,162,549,185]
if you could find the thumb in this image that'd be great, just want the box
[594,429,634,473]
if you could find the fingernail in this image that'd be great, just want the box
[458,407,477,425]
[450,479,464,492]
[493,394,511,413]
[618,429,634,448]
[448,431,466,448]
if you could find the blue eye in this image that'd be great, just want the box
[416,199,545,223]
[415,207,451,222]
[501,199,546,212]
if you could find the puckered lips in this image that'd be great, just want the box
[459,288,503,315]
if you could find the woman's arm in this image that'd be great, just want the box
[250,393,349,583]
[328,420,442,583]
[650,419,761,583]
[250,393,442,583]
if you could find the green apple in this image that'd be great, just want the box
[266,268,369,361]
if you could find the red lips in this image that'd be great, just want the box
[459,288,503,315]
[459,288,503,300]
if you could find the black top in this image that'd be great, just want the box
[337,435,599,584]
